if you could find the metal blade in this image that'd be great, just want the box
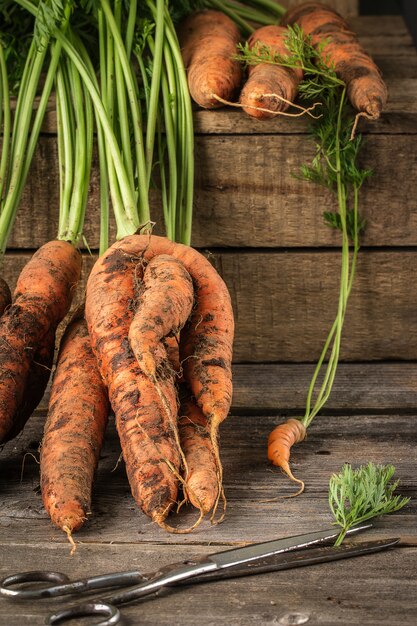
[183,538,400,586]
[206,524,372,570]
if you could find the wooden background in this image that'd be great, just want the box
[3,16,416,364]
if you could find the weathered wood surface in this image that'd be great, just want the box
[33,362,417,413]
[6,132,417,249]
[3,250,417,363]
[1,402,416,625]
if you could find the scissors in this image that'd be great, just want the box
[0,524,399,626]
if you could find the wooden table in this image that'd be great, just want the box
[1,13,417,626]
[1,364,416,625]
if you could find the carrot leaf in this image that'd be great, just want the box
[329,463,410,546]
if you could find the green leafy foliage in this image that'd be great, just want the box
[329,463,410,546]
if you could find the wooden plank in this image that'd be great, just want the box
[7,134,417,249]
[231,362,417,412]
[0,413,415,546]
[33,362,417,413]
[3,250,417,363]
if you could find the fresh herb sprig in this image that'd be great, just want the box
[239,26,371,430]
[329,463,410,546]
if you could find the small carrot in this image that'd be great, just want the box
[0,277,11,317]
[267,418,307,495]
[179,384,220,517]
[281,2,388,119]
[41,312,109,550]
[128,254,194,379]
[240,25,303,119]
[0,240,82,443]
[179,10,243,109]
[85,247,182,528]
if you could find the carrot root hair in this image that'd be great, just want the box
[211,93,321,118]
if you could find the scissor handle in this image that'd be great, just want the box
[0,571,70,599]
[48,601,120,626]
[0,569,145,600]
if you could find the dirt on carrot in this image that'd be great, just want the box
[179,9,243,109]
[129,254,194,379]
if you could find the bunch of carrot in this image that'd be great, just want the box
[0,0,236,549]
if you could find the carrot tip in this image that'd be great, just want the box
[152,509,204,534]
[62,525,77,556]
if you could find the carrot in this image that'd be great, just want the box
[281,2,388,119]
[179,384,220,516]
[85,247,182,528]
[40,311,109,551]
[2,325,55,445]
[240,25,303,119]
[128,254,194,379]
[86,235,234,521]
[0,240,82,444]
[267,418,307,495]
[0,277,11,316]
[179,10,243,109]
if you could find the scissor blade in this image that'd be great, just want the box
[206,524,372,570]
[184,538,400,586]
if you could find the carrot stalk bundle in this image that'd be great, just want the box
[0,240,81,444]
[40,312,109,550]
[240,25,303,119]
[281,2,388,119]
[178,10,243,109]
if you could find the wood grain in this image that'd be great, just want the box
[6,133,417,249]
[3,250,417,363]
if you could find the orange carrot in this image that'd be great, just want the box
[240,25,303,119]
[179,384,219,516]
[0,240,82,443]
[179,10,243,109]
[2,325,55,445]
[85,247,182,528]
[40,311,109,549]
[267,418,307,495]
[0,277,11,316]
[86,235,234,522]
[128,254,194,379]
[281,2,388,119]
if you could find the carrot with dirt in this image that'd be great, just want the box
[0,240,82,444]
[239,25,303,118]
[128,254,194,379]
[86,235,234,523]
[281,2,388,120]
[40,310,109,551]
[178,9,243,109]
[85,248,186,529]
[179,384,220,517]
